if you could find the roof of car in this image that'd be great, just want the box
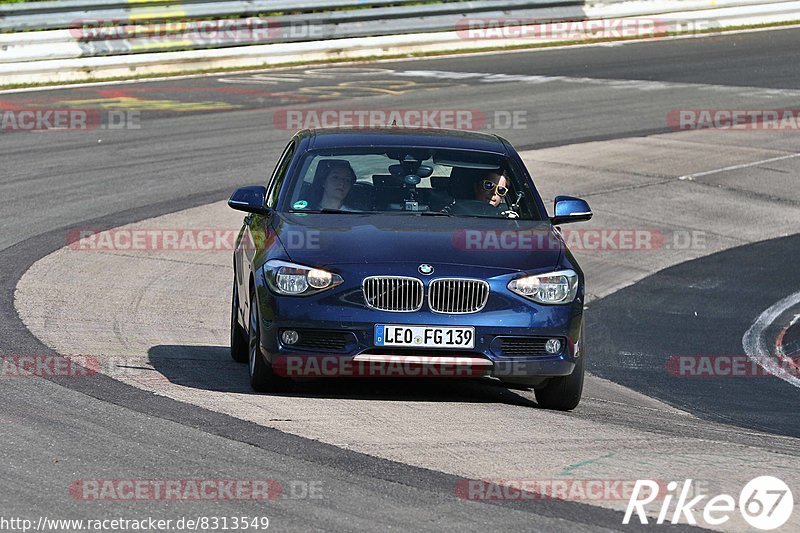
[305,127,509,154]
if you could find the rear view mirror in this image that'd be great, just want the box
[551,195,592,225]
[228,186,271,215]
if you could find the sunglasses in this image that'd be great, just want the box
[481,180,508,197]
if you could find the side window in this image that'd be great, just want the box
[266,141,296,208]
[507,160,543,221]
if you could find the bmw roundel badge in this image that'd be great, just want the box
[418,264,434,275]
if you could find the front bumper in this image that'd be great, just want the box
[254,269,584,379]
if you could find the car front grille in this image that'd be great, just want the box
[362,276,424,312]
[428,278,489,314]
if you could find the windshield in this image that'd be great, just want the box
[282,147,543,220]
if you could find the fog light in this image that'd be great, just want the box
[281,330,299,345]
[545,338,562,354]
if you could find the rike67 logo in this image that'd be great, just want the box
[624,476,793,530]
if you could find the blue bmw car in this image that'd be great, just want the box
[229,127,592,410]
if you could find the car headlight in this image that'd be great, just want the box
[265,260,343,296]
[507,269,579,304]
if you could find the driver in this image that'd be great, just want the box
[474,171,509,207]
[441,168,519,218]
[471,170,520,218]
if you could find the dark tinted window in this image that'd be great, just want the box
[267,141,295,208]
[282,147,542,220]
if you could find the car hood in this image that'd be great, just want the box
[274,213,563,272]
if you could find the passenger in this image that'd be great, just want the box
[309,160,357,210]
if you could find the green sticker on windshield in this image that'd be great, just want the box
[293,200,308,210]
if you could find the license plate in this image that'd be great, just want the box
[374,325,475,349]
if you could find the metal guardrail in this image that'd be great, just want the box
[2,0,594,63]
[1,0,799,85]
[2,0,795,61]
[0,0,581,32]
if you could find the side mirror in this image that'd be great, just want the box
[228,186,271,215]
[551,195,592,225]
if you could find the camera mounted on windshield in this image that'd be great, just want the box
[389,154,434,211]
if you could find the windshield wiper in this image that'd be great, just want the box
[290,209,372,214]
[320,208,360,214]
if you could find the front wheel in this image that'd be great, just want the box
[535,347,584,411]
[247,289,292,392]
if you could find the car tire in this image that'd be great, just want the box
[534,339,584,411]
[230,281,249,363]
[247,288,292,393]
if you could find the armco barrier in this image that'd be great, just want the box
[1,0,582,33]
[2,0,591,63]
[1,0,799,85]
